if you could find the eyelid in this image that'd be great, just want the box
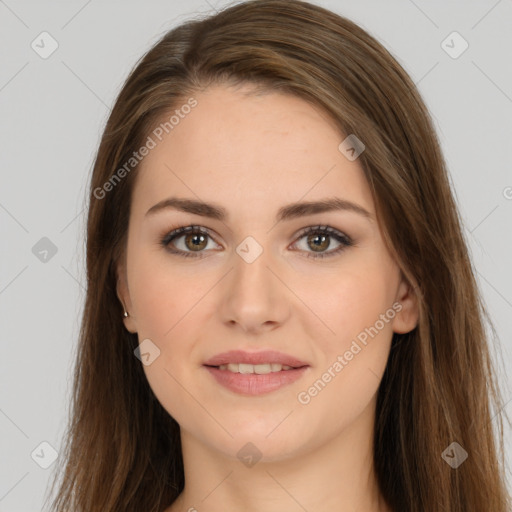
[293,224,351,242]
[160,223,353,259]
[289,225,353,259]
[160,224,221,248]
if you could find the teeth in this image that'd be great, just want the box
[254,364,271,374]
[217,363,294,373]
[239,363,254,374]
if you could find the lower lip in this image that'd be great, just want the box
[204,366,309,395]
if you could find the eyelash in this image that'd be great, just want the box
[296,226,353,258]
[160,224,353,260]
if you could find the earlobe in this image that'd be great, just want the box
[116,261,138,334]
[122,313,138,334]
[392,274,420,335]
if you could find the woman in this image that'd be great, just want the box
[45,1,510,511]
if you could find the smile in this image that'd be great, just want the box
[203,350,309,395]
[216,363,294,373]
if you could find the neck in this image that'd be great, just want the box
[168,398,391,512]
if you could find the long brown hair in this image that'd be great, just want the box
[44,1,511,510]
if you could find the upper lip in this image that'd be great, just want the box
[203,350,309,368]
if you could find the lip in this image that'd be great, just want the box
[205,366,308,395]
[203,350,308,368]
[203,350,310,396]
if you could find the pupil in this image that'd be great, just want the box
[188,233,206,250]
[310,234,328,252]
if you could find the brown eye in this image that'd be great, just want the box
[161,225,218,258]
[307,233,330,252]
[183,232,208,251]
[292,225,353,259]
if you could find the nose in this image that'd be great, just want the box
[218,241,291,335]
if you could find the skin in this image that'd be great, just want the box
[116,83,419,512]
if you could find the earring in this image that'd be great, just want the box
[123,311,129,318]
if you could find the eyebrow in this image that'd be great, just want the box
[145,196,373,222]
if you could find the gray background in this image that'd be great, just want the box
[1,0,511,510]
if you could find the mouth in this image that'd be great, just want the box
[203,350,309,395]
[213,362,297,373]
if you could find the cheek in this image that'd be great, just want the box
[294,267,397,427]
[128,252,209,384]
[300,264,397,351]
[296,291,394,435]
[128,258,200,422]
[128,251,200,338]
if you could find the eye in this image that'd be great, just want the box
[160,225,219,258]
[291,225,353,259]
[160,224,353,259]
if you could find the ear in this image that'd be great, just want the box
[116,257,138,334]
[392,272,420,334]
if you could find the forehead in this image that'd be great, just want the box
[130,84,373,219]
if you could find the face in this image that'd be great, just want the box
[116,83,418,462]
